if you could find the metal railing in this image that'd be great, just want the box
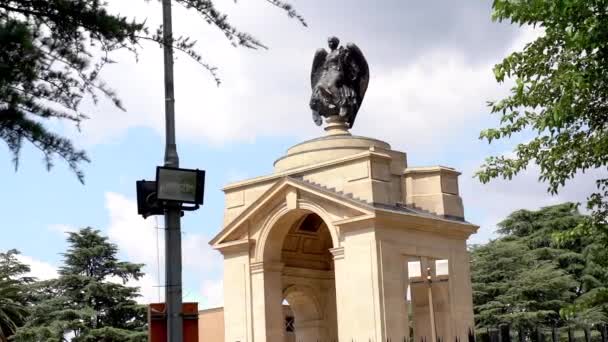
[281,324,608,342]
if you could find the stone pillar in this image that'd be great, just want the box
[222,248,252,342]
[412,257,434,342]
[322,277,339,341]
[295,319,325,341]
[377,240,409,341]
[448,248,475,341]
[329,247,348,342]
[433,278,452,341]
[250,262,285,342]
[336,228,383,341]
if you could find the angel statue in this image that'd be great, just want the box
[309,36,369,128]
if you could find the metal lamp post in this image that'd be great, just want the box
[136,3,205,341]
[161,0,182,340]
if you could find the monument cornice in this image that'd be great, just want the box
[222,149,393,192]
[373,209,478,238]
[210,176,373,248]
[333,214,377,231]
[214,238,252,255]
[331,209,477,238]
[403,165,462,176]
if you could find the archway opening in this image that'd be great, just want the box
[271,211,339,342]
[280,212,334,271]
[282,287,324,342]
[282,299,296,342]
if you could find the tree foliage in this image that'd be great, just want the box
[0,0,305,182]
[477,0,608,233]
[0,250,32,341]
[471,203,608,329]
[14,228,147,342]
[472,240,577,329]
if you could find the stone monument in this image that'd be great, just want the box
[210,37,478,342]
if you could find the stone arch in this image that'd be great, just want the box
[283,284,323,322]
[254,198,339,263]
[283,284,328,341]
[250,194,339,342]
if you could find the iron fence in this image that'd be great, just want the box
[476,324,608,342]
[285,324,608,342]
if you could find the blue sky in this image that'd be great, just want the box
[0,0,598,309]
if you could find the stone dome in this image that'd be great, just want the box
[273,119,391,172]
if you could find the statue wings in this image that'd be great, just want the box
[344,43,369,106]
[310,48,327,89]
[309,42,369,128]
[344,42,369,127]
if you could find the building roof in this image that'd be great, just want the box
[291,176,471,224]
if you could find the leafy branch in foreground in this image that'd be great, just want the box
[0,0,305,182]
[476,0,608,232]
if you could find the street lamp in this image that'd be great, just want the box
[136,166,205,342]
[135,0,206,340]
[156,166,205,205]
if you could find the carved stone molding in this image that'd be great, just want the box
[215,239,251,256]
[250,261,285,274]
[329,247,344,260]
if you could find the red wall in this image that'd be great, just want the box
[148,303,199,342]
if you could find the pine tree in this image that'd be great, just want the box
[0,250,32,341]
[472,240,576,329]
[15,228,147,342]
[471,203,608,329]
[498,204,607,297]
[0,0,305,182]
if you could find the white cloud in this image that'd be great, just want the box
[104,192,223,305]
[16,255,58,280]
[182,233,223,273]
[70,25,543,155]
[461,162,604,244]
[63,1,533,149]
[352,48,502,151]
[200,278,224,309]
[48,0,545,153]
[109,273,163,304]
[510,25,545,52]
[104,192,164,266]
[134,274,163,304]
[353,25,544,152]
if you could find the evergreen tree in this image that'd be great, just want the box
[0,250,32,341]
[472,240,576,329]
[0,0,305,182]
[471,203,608,329]
[15,228,147,342]
[498,204,607,297]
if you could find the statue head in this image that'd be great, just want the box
[327,36,340,50]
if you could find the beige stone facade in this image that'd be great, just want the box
[209,119,478,342]
[198,307,225,342]
[199,306,294,342]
